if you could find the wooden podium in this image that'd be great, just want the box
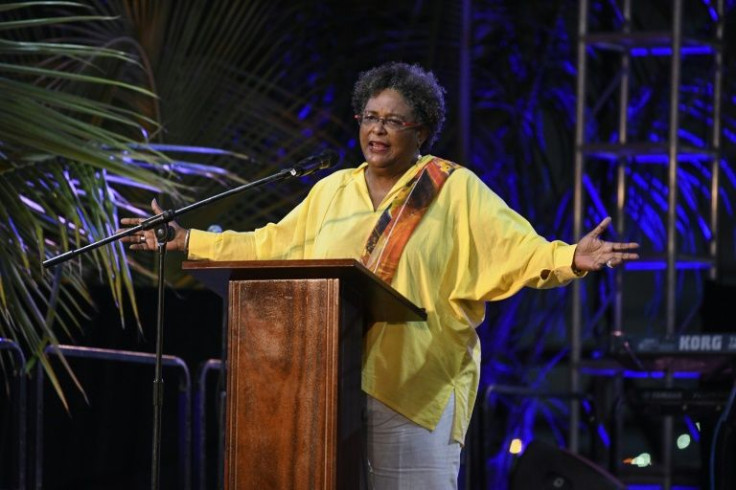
[183,259,425,490]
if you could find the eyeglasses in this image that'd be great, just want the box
[354,113,422,132]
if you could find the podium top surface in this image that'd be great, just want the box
[182,258,426,323]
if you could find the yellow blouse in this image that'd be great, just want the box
[188,154,580,442]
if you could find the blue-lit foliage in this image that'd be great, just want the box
[466,0,736,487]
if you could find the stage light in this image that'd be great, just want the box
[629,453,652,467]
[677,434,691,449]
[509,438,523,454]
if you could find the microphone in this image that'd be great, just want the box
[289,150,340,177]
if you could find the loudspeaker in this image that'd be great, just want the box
[510,440,626,490]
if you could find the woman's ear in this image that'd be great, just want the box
[417,128,428,149]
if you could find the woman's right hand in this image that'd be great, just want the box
[119,198,189,252]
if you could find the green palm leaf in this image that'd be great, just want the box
[0,1,241,407]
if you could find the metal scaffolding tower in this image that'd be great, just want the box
[572,1,725,488]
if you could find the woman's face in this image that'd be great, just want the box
[358,89,427,174]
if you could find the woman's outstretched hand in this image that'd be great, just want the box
[573,217,639,272]
[119,198,189,252]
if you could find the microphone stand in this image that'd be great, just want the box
[43,158,335,490]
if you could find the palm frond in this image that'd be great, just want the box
[0,1,244,407]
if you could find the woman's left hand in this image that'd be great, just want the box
[573,217,640,272]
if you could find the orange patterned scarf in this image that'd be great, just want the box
[361,157,460,284]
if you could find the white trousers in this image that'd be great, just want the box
[366,393,461,490]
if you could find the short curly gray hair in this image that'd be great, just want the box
[351,62,446,152]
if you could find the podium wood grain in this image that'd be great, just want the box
[227,278,347,489]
